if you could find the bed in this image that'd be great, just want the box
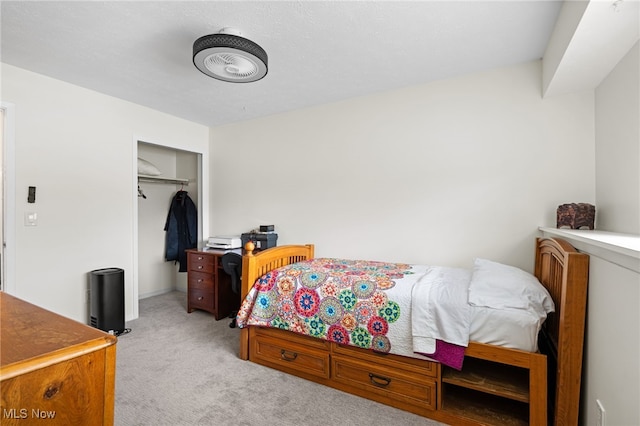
[237,237,588,426]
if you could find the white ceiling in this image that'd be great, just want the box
[1,1,565,127]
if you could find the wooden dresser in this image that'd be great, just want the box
[0,292,117,426]
[186,249,239,319]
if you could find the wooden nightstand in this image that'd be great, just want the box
[186,250,239,320]
[0,292,117,426]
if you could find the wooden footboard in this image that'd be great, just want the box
[239,238,588,426]
[239,243,314,360]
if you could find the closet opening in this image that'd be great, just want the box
[134,140,204,317]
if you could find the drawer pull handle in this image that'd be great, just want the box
[280,350,298,361]
[43,383,61,399]
[368,373,391,387]
[198,266,203,270]
[198,256,203,260]
[198,296,204,301]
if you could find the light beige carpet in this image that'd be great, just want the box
[115,291,447,426]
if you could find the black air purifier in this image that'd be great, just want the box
[89,268,125,335]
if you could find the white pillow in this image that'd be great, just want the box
[137,158,162,176]
[468,258,555,316]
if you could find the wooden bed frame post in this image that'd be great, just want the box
[529,353,547,426]
[239,242,257,360]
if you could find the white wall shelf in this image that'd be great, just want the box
[539,227,640,273]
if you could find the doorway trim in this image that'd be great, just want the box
[1,102,16,294]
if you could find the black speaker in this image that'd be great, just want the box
[89,268,125,335]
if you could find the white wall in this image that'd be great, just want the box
[595,41,640,234]
[584,41,640,426]
[1,63,209,322]
[211,60,595,271]
[584,255,639,426]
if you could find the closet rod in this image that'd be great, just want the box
[138,175,190,185]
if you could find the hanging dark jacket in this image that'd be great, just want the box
[164,190,197,272]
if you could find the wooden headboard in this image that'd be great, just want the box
[534,237,589,426]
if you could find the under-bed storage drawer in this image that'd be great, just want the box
[332,354,437,410]
[250,328,331,380]
[332,343,438,378]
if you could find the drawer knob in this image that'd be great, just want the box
[43,382,61,399]
[198,256,203,260]
[198,266,203,269]
[368,373,391,387]
[280,349,298,361]
[198,296,204,301]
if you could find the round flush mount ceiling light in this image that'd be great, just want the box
[193,27,268,83]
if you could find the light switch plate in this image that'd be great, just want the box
[24,212,37,226]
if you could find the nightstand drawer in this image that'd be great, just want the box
[188,271,213,290]
[188,289,214,311]
[188,253,214,273]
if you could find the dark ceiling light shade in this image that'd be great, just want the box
[193,28,268,83]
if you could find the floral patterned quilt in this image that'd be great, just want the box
[236,257,471,369]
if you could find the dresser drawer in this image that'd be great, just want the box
[188,253,214,273]
[188,271,214,290]
[188,288,214,311]
[332,354,437,410]
[250,329,330,379]
[1,350,108,426]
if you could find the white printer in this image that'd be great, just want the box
[206,236,242,250]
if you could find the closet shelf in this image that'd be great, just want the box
[138,174,189,185]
